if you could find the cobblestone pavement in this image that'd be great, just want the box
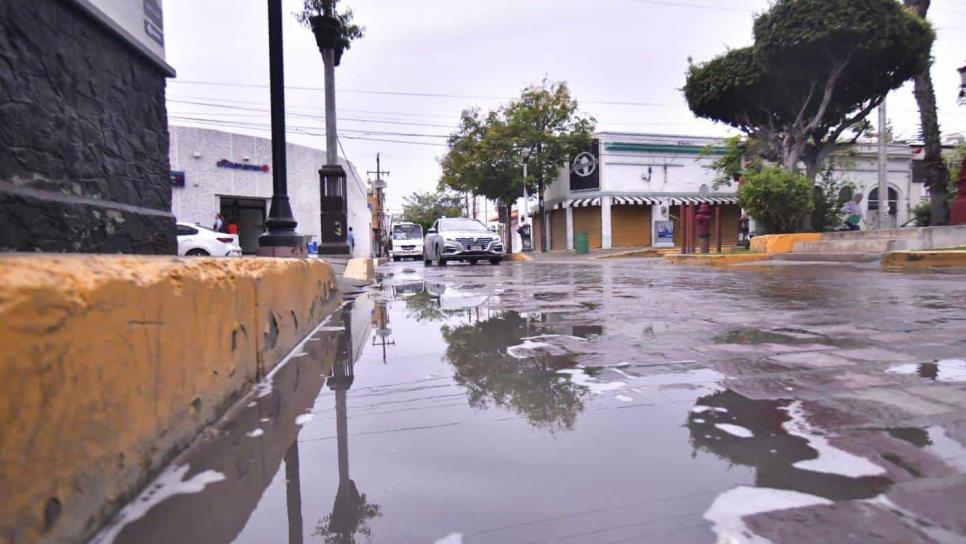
[96,259,966,544]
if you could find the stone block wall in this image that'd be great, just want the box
[0,0,176,254]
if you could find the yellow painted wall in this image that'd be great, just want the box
[0,256,339,544]
[750,233,824,254]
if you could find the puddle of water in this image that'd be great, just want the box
[886,359,966,382]
[91,262,966,544]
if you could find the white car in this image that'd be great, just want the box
[176,223,242,257]
[423,217,504,266]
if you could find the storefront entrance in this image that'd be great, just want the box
[220,196,267,254]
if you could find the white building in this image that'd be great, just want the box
[169,126,371,258]
[522,132,921,252]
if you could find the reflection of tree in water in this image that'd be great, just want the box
[311,481,382,544]
[442,312,588,432]
[687,390,891,501]
[403,290,447,322]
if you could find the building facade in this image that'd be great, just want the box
[526,132,921,252]
[0,0,177,254]
[169,126,371,258]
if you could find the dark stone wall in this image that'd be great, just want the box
[0,0,176,254]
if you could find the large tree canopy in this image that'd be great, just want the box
[400,190,464,232]
[685,0,933,180]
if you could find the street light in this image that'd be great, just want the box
[258,0,305,257]
[521,147,532,224]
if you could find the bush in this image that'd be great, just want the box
[913,200,932,227]
[739,165,815,234]
[811,170,854,232]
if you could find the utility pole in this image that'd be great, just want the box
[367,153,390,257]
[878,100,889,229]
[258,0,303,257]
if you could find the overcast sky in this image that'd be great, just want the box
[164,0,966,212]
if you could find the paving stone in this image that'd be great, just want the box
[746,501,935,544]
[835,389,956,418]
[888,475,966,534]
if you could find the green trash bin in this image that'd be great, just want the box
[574,232,589,254]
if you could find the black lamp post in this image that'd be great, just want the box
[258,0,305,257]
[310,1,351,256]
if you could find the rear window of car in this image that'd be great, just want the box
[177,225,198,236]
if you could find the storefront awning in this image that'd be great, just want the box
[613,196,661,206]
[671,196,740,205]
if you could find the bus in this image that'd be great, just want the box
[389,222,424,261]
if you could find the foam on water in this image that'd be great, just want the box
[91,465,225,543]
[245,429,264,438]
[781,401,886,478]
[716,423,754,439]
[704,486,832,544]
[557,368,625,394]
[295,413,315,426]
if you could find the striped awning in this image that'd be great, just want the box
[570,198,600,208]
[613,196,662,206]
[671,196,740,205]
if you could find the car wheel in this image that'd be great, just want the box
[186,248,210,257]
[489,258,502,265]
[469,259,478,265]
[392,256,400,262]
[437,248,447,266]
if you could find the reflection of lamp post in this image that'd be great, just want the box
[958,63,966,105]
[258,0,304,257]
[310,0,350,255]
[285,442,304,544]
[953,64,966,225]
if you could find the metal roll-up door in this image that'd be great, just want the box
[611,204,652,248]
[550,209,567,250]
[573,206,602,250]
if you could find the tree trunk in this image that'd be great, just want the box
[905,0,950,225]
[498,202,510,253]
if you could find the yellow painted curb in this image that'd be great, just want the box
[596,249,662,259]
[507,253,533,262]
[343,257,377,281]
[882,250,966,269]
[0,255,339,544]
[750,233,823,254]
[664,253,770,267]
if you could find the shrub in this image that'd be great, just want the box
[739,165,815,234]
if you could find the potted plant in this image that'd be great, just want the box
[296,0,365,66]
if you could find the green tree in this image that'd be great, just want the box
[685,0,933,181]
[504,81,595,251]
[738,166,815,234]
[400,191,464,232]
[902,0,950,226]
[811,168,855,232]
[440,81,595,252]
[700,135,766,189]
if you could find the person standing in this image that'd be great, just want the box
[841,194,864,231]
[212,213,225,233]
[347,227,355,253]
[226,221,239,235]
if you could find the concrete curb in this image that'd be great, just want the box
[882,250,966,269]
[595,249,662,259]
[750,233,823,254]
[507,253,534,262]
[0,255,340,544]
[343,257,378,281]
[664,253,770,267]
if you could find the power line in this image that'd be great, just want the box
[168,80,682,108]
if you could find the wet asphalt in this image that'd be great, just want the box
[93,258,966,544]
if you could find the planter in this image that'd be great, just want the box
[308,14,341,54]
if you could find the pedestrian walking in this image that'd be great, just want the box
[212,213,225,233]
[841,194,864,231]
[347,227,355,252]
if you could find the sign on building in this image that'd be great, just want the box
[76,0,171,74]
[570,139,600,192]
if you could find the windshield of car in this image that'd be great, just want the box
[439,218,488,232]
[392,224,423,240]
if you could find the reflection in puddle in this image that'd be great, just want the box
[886,359,966,382]
[687,390,892,501]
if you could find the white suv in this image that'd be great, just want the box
[423,218,504,266]
[176,223,242,257]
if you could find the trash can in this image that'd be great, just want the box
[574,232,589,255]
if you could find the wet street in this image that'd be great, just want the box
[94,259,966,544]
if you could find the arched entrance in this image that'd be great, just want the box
[868,186,900,228]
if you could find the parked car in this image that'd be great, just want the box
[176,223,242,257]
[423,217,504,266]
